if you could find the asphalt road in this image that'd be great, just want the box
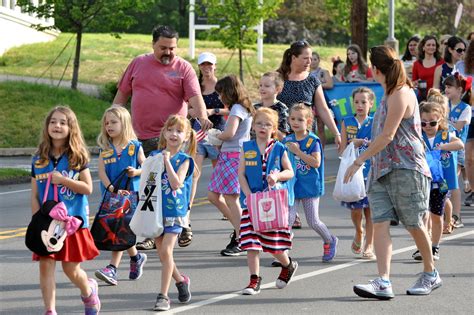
[1,146,473,314]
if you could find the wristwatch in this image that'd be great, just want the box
[214,108,220,114]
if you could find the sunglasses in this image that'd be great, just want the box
[421,120,439,127]
[292,40,310,48]
[455,48,466,54]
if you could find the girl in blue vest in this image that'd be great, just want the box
[148,115,196,311]
[31,106,100,315]
[339,87,375,259]
[94,107,147,286]
[239,108,297,295]
[283,104,338,263]
[411,101,463,261]
[445,73,472,228]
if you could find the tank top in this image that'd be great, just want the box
[368,92,431,188]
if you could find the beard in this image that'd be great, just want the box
[160,55,172,65]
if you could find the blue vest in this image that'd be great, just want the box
[32,155,90,227]
[449,101,469,142]
[150,150,194,218]
[283,132,324,198]
[100,140,142,194]
[422,130,458,190]
[240,140,294,208]
[343,116,373,179]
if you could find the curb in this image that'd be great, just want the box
[0,146,101,157]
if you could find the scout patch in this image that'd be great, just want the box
[101,149,114,158]
[245,150,257,159]
[128,143,135,156]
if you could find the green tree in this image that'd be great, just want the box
[200,0,284,82]
[17,0,153,89]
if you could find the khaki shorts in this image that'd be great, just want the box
[367,169,430,228]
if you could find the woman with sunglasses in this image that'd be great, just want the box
[433,36,466,91]
[344,46,441,300]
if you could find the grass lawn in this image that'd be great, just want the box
[0,168,30,184]
[0,81,109,148]
[0,33,346,98]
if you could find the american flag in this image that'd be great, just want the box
[192,119,208,142]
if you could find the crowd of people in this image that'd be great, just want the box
[29,25,473,314]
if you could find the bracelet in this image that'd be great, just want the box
[107,184,114,192]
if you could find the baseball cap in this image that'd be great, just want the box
[198,52,217,65]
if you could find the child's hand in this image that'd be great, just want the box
[117,189,131,196]
[162,150,170,161]
[351,139,364,148]
[51,171,64,185]
[286,142,301,154]
[267,173,278,187]
[126,166,137,177]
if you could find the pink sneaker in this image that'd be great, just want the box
[81,278,101,315]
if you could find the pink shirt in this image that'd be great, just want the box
[118,54,201,139]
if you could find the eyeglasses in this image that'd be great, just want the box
[455,48,466,54]
[421,120,439,127]
[255,122,274,129]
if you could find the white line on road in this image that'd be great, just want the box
[167,229,474,314]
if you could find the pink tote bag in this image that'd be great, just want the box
[248,188,289,232]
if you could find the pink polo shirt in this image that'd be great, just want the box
[118,54,201,139]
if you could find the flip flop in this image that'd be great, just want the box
[351,239,362,254]
[362,250,376,260]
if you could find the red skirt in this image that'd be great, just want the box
[33,228,100,262]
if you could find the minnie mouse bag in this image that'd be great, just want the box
[25,174,82,256]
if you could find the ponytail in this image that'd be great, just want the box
[277,48,293,81]
[186,129,197,157]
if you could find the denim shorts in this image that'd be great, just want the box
[367,169,430,228]
[162,225,183,235]
[197,142,220,160]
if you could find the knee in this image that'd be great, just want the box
[208,191,218,203]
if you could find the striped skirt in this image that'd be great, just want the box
[239,208,292,254]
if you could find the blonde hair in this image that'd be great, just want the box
[253,107,279,139]
[419,101,448,131]
[289,103,314,129]
[97,107,137,150]
[426,88,448,118]
[158,115,196,156]
[36,106,90,170]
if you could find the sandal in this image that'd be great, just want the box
[362,250,376,260]
[136,238,156,250]
[442,219,453,234]
[351,239,362,255]
[464,181,471,194]
[178,227,193,247]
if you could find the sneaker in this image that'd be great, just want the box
[275,258,298,289]
[153,293,170,311]
[353,278,394,300]
[129,253,147,280]
[44,311,57,315]
[412,250,422,261]
[432,247,440,261]
[220,232,243,256]
[271,259,282,267]
[242,275,262,295]
[95,265,118,285]
[176,274,192,303]
[136,238,156,250]
[292,213,302,229]
[406,270,442,295]
[465,192,474,207]
[452,214,464,228]
[322,236,338,262]
[81,278,101,315]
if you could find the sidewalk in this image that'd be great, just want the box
[0,74,101,97]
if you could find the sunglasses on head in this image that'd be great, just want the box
[421,120,439,127]
[455,48,466,54]
[292,40,310,48]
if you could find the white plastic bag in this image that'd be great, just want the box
[333,142,366,202]
[130,153,165,238]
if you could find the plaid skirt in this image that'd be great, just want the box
[208,152,240,194]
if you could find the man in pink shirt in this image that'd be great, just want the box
[113,25,212,251]
[113,25,212,155]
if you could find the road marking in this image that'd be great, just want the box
[167,229,474,314]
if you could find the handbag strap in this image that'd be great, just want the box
[42,173,58,204]
[111,169,132,193]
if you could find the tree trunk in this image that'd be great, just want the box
[350,0,368,60]
[71,29,83,90]
[239,47,244,83]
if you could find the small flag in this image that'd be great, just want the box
[192,119,207,143]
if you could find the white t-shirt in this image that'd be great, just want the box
[221,104,253,152]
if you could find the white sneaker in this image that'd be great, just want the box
[353,278,395,300]
[406,270,442,295]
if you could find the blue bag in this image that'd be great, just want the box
[426,150,444,183]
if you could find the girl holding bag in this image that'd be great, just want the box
[94,107,147,286]
[238,108,297,295]
[148,115,196,311]
[411,101,463,261]
[283,104,339,263]
[31,106,100,315]
[339,88,375,259]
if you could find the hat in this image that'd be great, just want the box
[198,52,217,65]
